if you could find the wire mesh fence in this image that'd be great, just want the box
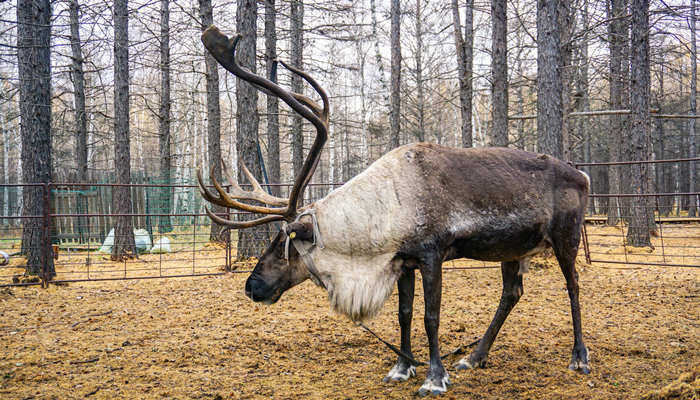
[576,158,700,268]
[581,195,700,267]
[0,183,47,284]
[0,181,343,286]
[0,159,698,287]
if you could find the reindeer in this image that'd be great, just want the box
[198,26,591,396]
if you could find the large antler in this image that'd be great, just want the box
[198,26,329,229]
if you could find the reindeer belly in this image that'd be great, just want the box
[449,215,550,262]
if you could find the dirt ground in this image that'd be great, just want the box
[0,251,698,399]
[641,363,700,400]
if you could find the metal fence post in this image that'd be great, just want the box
[574,163,593,265]
[42,183,52,288]
[225,185,232,272]
[580,223,592,264]
[225,228,231,272]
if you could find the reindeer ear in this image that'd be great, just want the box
[286,221,314,241]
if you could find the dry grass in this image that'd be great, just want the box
[0,249,698,399]
[641,364,700,400]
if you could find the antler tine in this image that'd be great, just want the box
[197,167,286,216]
[198,169,286,228]
[208,167,287,215]
[278,59,330,123]
[290,92,323,119]
[197,169,236,209]
[205,207,285,229]
[221,159,288,207]
[219,158,246,196]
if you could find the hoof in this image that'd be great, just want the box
[569,359,591,374]
[569,346,591,374]
[455,354,487,371]
[417,373,450,397]
[382,363,416,383]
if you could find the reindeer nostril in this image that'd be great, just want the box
[244,277,253,299]
[245,275,268,301]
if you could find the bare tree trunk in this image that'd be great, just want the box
[329,124,336,188]
[491,0,508,147]
[620,0,632,219]
[68,0,90,243]
[68,0,87,183]
[560,0,573,160]
[537,0,563,158]
[199,0,223,242]
[370,0,389,105]
[626,0,651,246]
[353,6,369,167]
[452,0,473,147]
[112,0,136,261]
[679,68,690,213]
[16,120,23,228]
[689,0,698,217]
[236,0,263,259]
[661,77,674,213]
[343,107,350,181]
[578,2,594,213]
[513,37,525,150]
[389,0,401,150]
[291,0,304,176]
[654,61,671,215]
[17,0,55,278]
[415,0,425,142]
[607,0,623,225]
[158,0,173,233]
[515,82,525,149]
[593,143,610,214]
[1,112,9,223]
[265,0,281,197]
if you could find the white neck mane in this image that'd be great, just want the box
[305,150,420,321]
[311,249,403,322]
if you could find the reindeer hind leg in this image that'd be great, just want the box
[552,213,591,374]
[455,261,522,371]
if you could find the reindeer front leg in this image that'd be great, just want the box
[383,268,417,382]
[418,252,449,396]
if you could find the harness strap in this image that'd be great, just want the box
[283,209,477,367]
[290,238,326,290]
[284,209,324,262]
[358,322,479,367]
[289,235,477,367]
[288,234,428,365]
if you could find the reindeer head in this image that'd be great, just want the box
[198,26,329,304]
